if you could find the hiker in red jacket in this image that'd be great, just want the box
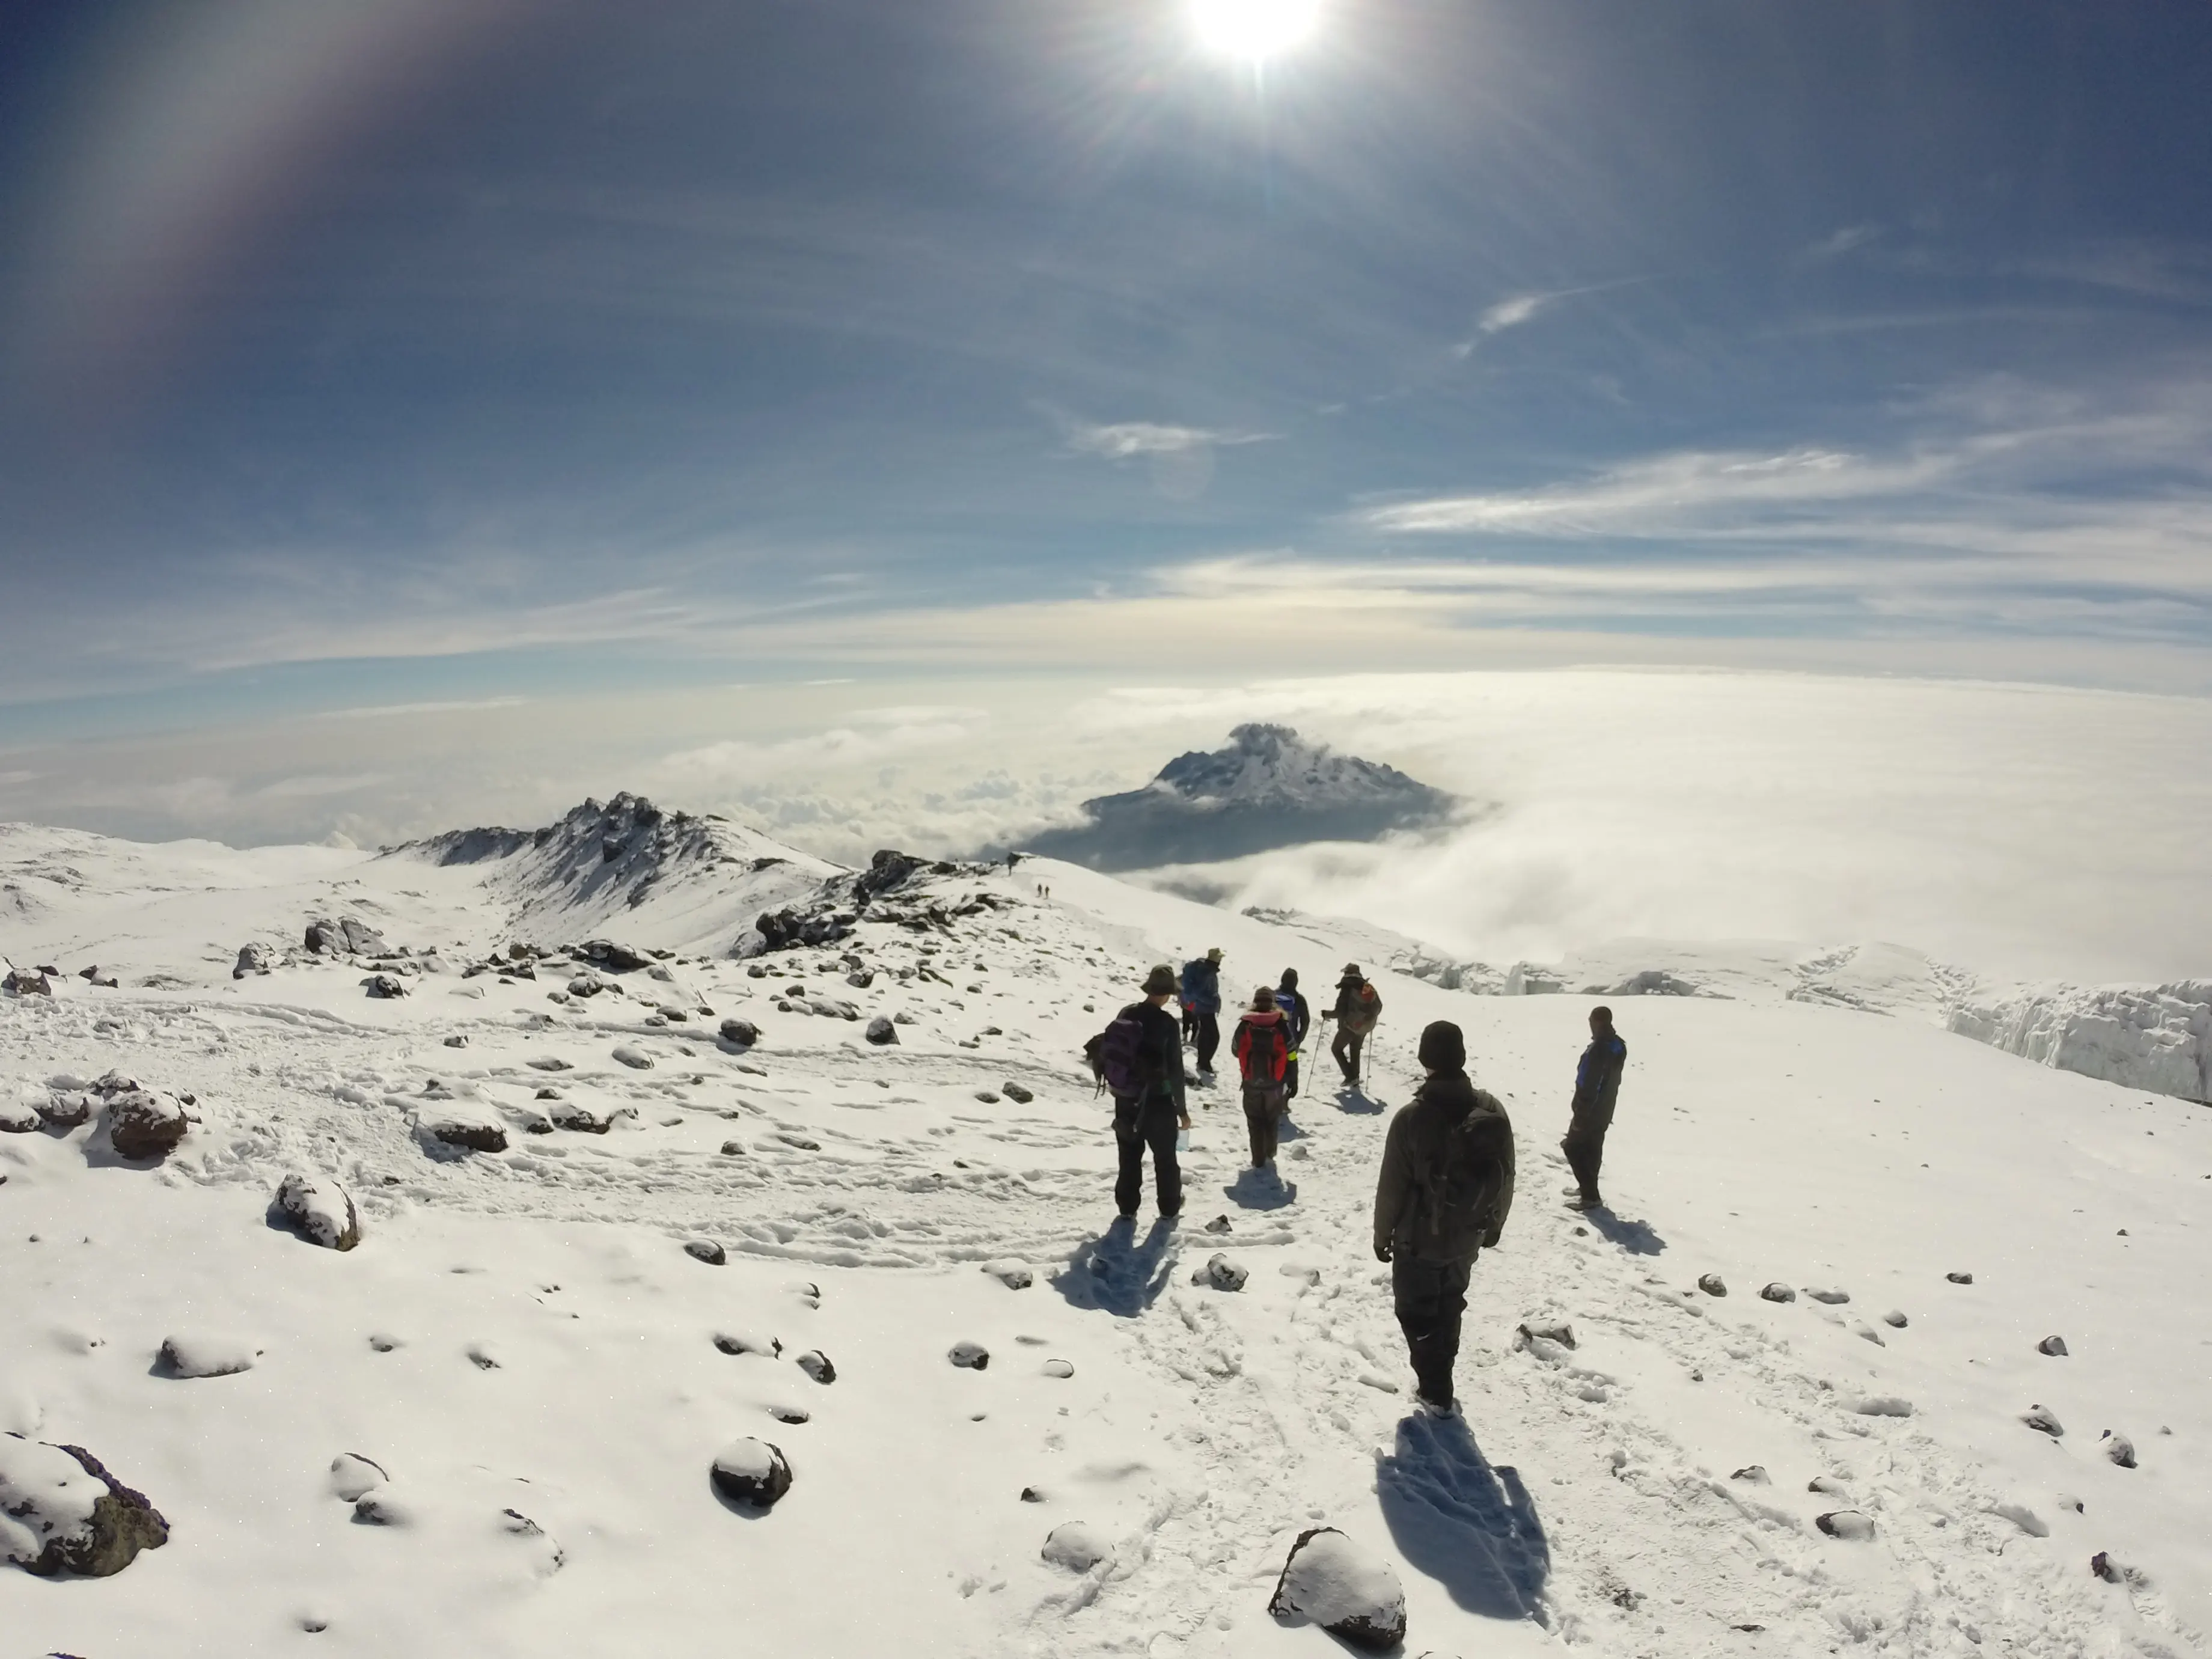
[1230,985,1294,1169]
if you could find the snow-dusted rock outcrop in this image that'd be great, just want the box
[0,1437,170,1577]
[1268,1527,1407,1651]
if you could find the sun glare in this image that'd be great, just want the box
[1190,0,1321,62]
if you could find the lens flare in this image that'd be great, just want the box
[1190,0,1321,61]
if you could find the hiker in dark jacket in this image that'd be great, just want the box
[1181,947,1224,1076]
[1108,965,1192,1218]
[1372,1021,1516,1416]
[1562,1006,1627,1211]
[1325,963,1382,1086]
[1273,968,1312,1099]
[1230,986,1294,1169]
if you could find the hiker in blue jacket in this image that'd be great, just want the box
[1274,968,1312,1098]
[1562,1006,1627,1211]
[1181,947,1224,1077]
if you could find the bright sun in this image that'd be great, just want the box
[1190,0,1321,62]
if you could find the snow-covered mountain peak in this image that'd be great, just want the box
[1150,724,1446,812]
[1015,727,1457,871]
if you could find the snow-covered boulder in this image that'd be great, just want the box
[366,973,408,999]
[710,1438,792,1509]
[611,1044,654,1071]
[233,943,277,979]
[157,1333,260,1378]
[685,1239,727,1266]
[793,1349,836,1385]
[0,1093,37,1133]
[38,1089,91,1129]
[103,1082,191,1161]
[1268,1527,1407,1652]
[1817,1511,1876,1541]
[0,1437,170,1577]
[4,967,55,997]
[1040,1521,1113,1572]
[948,1340,990,1369]
[275,1172,362,1250]
[2021,1404,2064,1437]
[1193,1253,1248,1291]
[328,1454,386,1502]
[982,1259,1033,1289]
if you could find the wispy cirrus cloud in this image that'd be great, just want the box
[1064,419,1277,459]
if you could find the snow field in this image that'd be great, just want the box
[2,830,2208,1656]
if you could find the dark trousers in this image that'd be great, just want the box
[1283,1052,1300,1099]
[1562,1112,1610,1202]
[1331,1027,1366,1082]
[1113,1096,1181,1217]
[1194,1012,1221,1074]
[1393,1254,1473,1407]
[1241,1083,1286,1166]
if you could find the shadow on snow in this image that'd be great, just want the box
[1376,1411,1550,1621]
[1050,1215,1179,1318]
[1583,1206,1666,1256]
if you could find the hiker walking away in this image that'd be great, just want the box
[1230,986,1293,1169]
[1562,1005,1627,1211]
[1372,1021,1515,1417]
[1088,965,1191,1219]
[1181,947,1225,1077]
[1325,962,1382,1086]
[1274,968,1312,1099]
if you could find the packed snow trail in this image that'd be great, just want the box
[4,828,2208,1656]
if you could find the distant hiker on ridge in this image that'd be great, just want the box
[1274,968,1312,1099]
[1231,986,1294,1170]
[1562,1006,1627,1212]
[1089,965,1191,1220]
[1181,947,1224,1078]
[1324,962,1382,1087]
[1372,1020,1515,1417]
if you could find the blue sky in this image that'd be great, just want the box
[2,1,2211,843]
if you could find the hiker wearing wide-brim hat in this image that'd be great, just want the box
[1323,964,1382,1089]
[1086,965,1191,1220]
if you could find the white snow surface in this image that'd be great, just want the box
[2,821,2210,1655]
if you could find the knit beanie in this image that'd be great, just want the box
[1417,1020,1466,1072]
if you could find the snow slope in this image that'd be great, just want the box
[4,821,2210,1657]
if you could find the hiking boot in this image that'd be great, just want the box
[1414,1391,1458,1419]
[1566,1192,1604,1212]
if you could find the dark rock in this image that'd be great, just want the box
[1002,1081,1035,1104]
[39,1090,93,1129]
[685,1239,727,1266]
[1697,1273,1728,1297]
[2038,1335,2069,1357]
[719,1018,760,1048]
[720,1140,745,1155]
[3,968,53,997]
[1203,1215,1233,1235]
[549,1101,617,1134]
[366,974,408,999]
[1020,1486,1045,1503]
[710,1439,793,1509]
[1268,1527,1408,1652]
[1946,1271,1974,1285]
[713,1331,781,1357]
[274,1172,361,1250]
[949,1340,990,1370]
[1759,1283,1797,1303]
[2022,1404,2065,1437]
[1731,1465,1770,1483]
[974,1090,1001,1104]
[419,1113,507,1153]
[96,1077,192,1161]
[864,1015,898,1045]
[1882,1310,1908,1328]
[233,944,277,979]
[855,850,924,904]
[845,969,875,989]
[0,1439,170,1577]
[794,1349,836,1385]
[1804,1287,1850,1304]
[578,940,652,973]
[157,1334,260,1378]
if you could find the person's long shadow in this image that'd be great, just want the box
[1376,1411,1550,1621]
[1583,1206,1667,1256]
[1333,1085,1385,1116]
[1050,1216,1179,1318]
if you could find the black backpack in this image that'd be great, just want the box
[1414,1094,1511,1259]
[1088,1006,1152,1098]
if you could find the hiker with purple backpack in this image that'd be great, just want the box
[1088,965,1191,1219]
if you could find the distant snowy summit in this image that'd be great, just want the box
[1013,724,1459,871]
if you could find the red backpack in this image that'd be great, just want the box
[1233,1015,1288,1085]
